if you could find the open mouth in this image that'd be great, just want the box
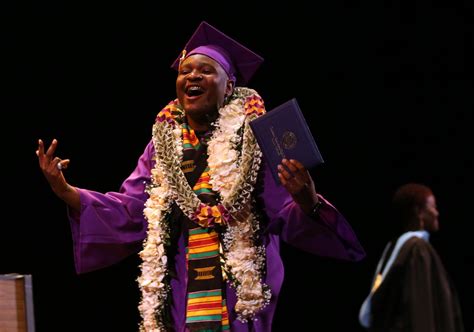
[186,85,204,97]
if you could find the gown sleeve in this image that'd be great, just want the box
[259,164,365,261]
[68,140,155,274]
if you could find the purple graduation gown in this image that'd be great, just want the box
[68,140,365,331]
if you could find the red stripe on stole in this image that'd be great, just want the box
[222,307,228,319]
[187,301,222,311]
[189,236,218,246]
[182,133,199,146]
[195,175,210,184]
[188,243,219,251]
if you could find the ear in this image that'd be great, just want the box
[225,80,235,97]
[415,206,425,229]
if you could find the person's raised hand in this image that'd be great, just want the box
[277,159,318,214]
[36,138,71,197]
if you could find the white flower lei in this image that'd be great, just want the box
[138,88,271,331]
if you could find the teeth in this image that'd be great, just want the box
[186,86,203,96]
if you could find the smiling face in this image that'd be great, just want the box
[176,54,234,123]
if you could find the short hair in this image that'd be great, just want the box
[392,183,433,228]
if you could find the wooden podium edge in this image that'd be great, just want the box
[0,273,36,332]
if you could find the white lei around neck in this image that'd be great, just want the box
[137,87,271,332]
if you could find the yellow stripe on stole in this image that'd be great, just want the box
[188,244,219,254]
[189,233,219,241]
[193,183,213,190]
[186,309,222,317]
[187,296,222,304]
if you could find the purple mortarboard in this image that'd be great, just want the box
[171,21,264,86]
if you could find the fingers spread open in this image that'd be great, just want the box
[45,139,58,158]
[37,139,45,157]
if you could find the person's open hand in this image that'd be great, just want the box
[278,159,318,214]
[36,139,70,196]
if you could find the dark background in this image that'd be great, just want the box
[2,2,473,331]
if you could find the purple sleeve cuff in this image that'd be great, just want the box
[260,164,365,261]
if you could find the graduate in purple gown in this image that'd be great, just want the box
[36,21,365,332]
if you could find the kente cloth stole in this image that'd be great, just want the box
[181,123,230,332]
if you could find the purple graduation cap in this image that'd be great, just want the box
[171,21,264,86]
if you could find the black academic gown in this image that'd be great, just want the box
[369,237,464,332]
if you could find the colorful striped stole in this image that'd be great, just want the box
[181,122,229,331]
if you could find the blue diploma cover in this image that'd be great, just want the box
[249,98,324,183]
